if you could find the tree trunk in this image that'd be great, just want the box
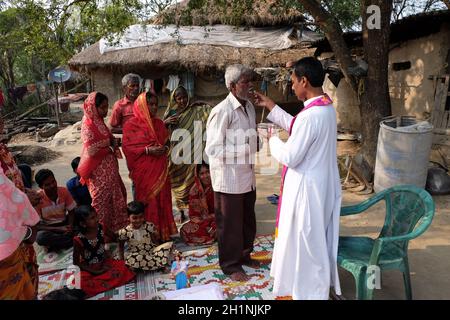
[299,0,393,176]
[0,50,17,108]
[6,49,15,89]
[359,0,393,172]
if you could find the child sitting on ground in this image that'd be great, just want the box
[66,157,92,206]
[35,168,76,252]
[72,205,135,298]
[118,201,173,272]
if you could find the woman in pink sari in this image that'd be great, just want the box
[78,92,128,233]
[122,92,177,242]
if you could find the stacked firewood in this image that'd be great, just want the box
[2,117,58,137]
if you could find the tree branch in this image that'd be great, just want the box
[298,0,358,92]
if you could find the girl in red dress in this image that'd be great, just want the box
[72,205,135,298]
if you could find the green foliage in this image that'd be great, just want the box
[0,0,153,94]
[321,0,361,31]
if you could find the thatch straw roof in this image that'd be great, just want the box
[69,41,315,73]
[69,0,313,73]
[153,0,305,27]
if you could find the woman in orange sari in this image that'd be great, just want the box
[180,162,216,246]
[122,92,177,242]
[78,92,128,233]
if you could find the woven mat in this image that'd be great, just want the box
[38,234,276,300]
[34,244,73,275]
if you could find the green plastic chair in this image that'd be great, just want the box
[338,185,435,300]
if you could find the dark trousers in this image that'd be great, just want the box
[36,231,73,251]
[214,190,256,275]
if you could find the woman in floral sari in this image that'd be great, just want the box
[0,117,40,296]
[0,167,40,300]
[122,92,177,242]
[78,92,128,233]
[180,162,216,246]
[163,86,211,217]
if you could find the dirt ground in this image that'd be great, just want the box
[8,119,450,300]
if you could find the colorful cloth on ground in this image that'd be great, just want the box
[109,96,135,129]
[0,248,36,299]
[163,86,212,209]
[35,186,76,225]
[275,93,333,238]
[73,224,135,297]
[0,142,24,191]
[158,234,275,300]
[79,92,128,232]
[180,173,216,246]
[122,92,177,242]
[0,167,40,260]
[34,243,72,274]
[38,235,276,300]
[117,222,172,271]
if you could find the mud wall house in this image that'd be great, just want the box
[311,10,450,140]
[68,0,321,119]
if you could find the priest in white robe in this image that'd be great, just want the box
[254,57,342,300]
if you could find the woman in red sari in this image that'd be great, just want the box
[180,162,216,246]
[122,92,177,242]
[78,92,128,233]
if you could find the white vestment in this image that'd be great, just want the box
[267,98,342,300]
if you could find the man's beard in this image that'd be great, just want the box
[236,91,251,102]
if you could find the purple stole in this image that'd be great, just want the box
[275,94,334,238]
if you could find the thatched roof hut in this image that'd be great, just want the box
[68,0,316,110]
[69,0,315,73]
[69,0,312,72]
[69,41,315,74]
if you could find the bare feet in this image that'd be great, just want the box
[230,271,249,282]
[243,259,261,268]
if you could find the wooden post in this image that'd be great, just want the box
[53,83,62,128]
